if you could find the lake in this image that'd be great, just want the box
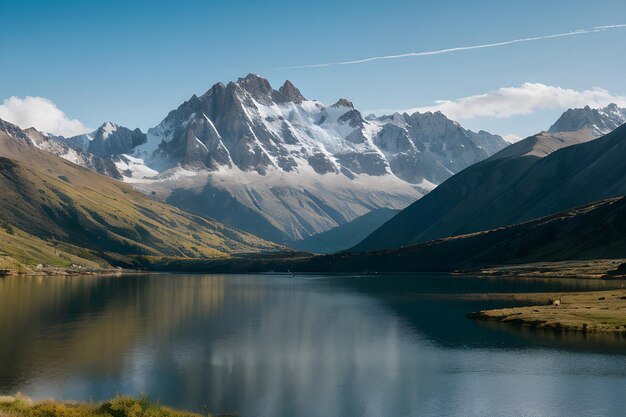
[1,273,625,417]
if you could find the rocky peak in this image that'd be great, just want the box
[331,98,354,108]
[59,123,147,158]
[236,73,273,99]
[337,109,365,128]
[277,80,306,104]
[94,122,119,139]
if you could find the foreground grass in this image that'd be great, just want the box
[0,394,234,417]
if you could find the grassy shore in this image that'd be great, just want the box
[467,289,626,334]
[469,259,626,280]
[0,394,234,417]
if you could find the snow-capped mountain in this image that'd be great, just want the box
[136,74,505,186]
[548,103,626,136]
[24,122,153,180]
[23,127,124,179]
[20,74,508,243]
[121,74,507,242]
[61,122,147,158]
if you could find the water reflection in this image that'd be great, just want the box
[0,274,625,417]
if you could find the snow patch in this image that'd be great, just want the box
[115,154,159,181]
[101,122,117,139]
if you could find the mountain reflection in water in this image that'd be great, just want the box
[1,273,625,417]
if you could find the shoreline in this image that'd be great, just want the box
[466,289,626,334]
[465,259,626,280]
[0,267,128,277]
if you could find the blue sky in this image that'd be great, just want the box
[1,0,625,139]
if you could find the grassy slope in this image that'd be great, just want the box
[0,122,280,271]
[0,226,103,272]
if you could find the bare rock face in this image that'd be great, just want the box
[276,80,306,104]
[331,98,354,108]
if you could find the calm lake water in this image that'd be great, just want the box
[1,273,626,417]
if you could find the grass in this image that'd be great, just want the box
[0,227,104,272]
[468,289,626,334]
[0,141,282,273]
[0,394,235,417]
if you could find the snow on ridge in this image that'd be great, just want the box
[101,122,117,139]
[202,113,222,139]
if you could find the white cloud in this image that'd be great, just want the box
[406,83,626,120]
[503,134,522,143]
[0,96,90,137]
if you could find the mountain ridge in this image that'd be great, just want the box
[353,121,626,252]
[548,103,626,136]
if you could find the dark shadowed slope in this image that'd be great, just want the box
[159,196,626,274]
[287,208,399,253]
[352,125,618,252]
[333,197,626,272]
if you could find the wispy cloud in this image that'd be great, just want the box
[383,83,626,120]
[0,96,90,137]
[278,24,626,69]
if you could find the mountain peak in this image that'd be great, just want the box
[549,104,626,135]
[237,73,273,98]
[278,80,306,104]
[97,122,119,139]
[331,98,354,108]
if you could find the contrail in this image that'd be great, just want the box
[277,25,626,70]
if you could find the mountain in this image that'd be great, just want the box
[137,75,506,184]
[133,196,626,274]
[302,196,626,272]
[0,119,279,271]
[326,197,626,272]
[23,122,155,180]
[548,103,626,136]
[57,122,148,157]
[23,127,125,179]
[354,118,626,252]
[104,74,506,243]
[288,208,399,254]
[17,75,506,244]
